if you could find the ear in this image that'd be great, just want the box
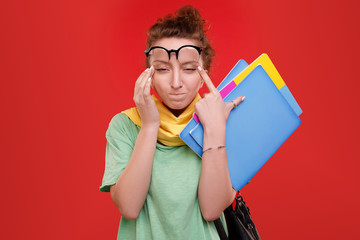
[151,79,154,88]
[200,79,204,88]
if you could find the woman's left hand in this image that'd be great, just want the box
[195,66,245,131]
[196,66,243,219]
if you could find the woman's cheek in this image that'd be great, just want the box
[189,75,203,89]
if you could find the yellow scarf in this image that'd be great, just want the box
[122,94,201,147]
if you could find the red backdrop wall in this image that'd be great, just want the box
[1,0,359,239]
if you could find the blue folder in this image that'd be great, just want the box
[180,63,301,190]
[179,59,249,156]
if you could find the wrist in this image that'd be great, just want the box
[203,130,226,150]
[140,123,160,134]
[202,145,226,154]
[204,125,226,140]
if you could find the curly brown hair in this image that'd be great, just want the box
[146,6,215,71]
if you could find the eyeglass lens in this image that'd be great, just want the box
[148,46,200,65]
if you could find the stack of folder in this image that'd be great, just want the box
[180,54,302,190]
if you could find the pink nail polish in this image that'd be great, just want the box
[197,66,203,71]
[145,68,150,72]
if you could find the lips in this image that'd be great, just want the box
[168,93,186,100]
[169,93,185,96]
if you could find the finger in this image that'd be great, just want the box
[229,96,245,110]
[135,66,153,96]
[143,74,153,101]
[197,66,217,93]
[202,92,209,98]
[134,68,149,96]
[135,67,151,87]
[139,66,154,92]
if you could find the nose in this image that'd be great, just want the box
[170,68,183,89]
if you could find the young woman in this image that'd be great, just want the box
[100,6,244,240]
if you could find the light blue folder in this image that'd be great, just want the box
[179,59,249,156]
[180,64,301,190]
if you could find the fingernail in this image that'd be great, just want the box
[242,96,245,101]
[148,77,151,82]
[197,66,203,71]
[150,65,154,70]
[145,68,150,72]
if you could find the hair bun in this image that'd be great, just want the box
[176,5,204,29]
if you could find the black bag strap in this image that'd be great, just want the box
[236,196,261,240]
[214,218,228,240]
[214,194,261,240]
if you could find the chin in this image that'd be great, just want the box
[167,103,187,110]
[163,100,189,110]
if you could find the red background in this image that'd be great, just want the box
[1,0,359,239]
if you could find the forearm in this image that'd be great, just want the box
[198,125,236,221]
[110,125,158,219]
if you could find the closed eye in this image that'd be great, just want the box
[156,68,170,72]
[183,67,196,72]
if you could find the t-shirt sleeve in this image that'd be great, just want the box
[99,113,139,192]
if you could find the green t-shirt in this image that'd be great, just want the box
[100,113,224,240]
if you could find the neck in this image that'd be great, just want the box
[164,104,187,117]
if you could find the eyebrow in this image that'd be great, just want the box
[152,60,198,66]
[181,61,198,65]
[152,60,170,65]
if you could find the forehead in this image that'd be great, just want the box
[152,37,200,50]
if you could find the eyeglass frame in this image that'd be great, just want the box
[144,45,203,62]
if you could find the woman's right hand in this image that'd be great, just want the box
[111,66,159,219]
[133,66,160,128]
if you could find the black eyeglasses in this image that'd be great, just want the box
[144,45,202,64]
